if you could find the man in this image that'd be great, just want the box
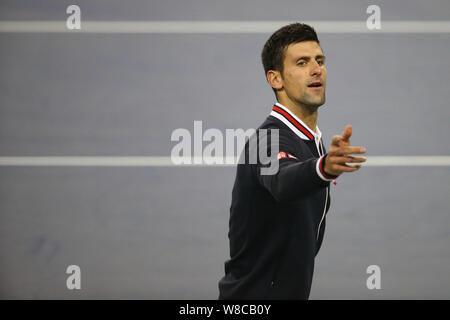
[218,23,367,299]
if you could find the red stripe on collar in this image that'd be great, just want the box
[272,105,315,140]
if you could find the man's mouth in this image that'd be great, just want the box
[307,81,322,88]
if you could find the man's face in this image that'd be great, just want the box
[279,41,327,107]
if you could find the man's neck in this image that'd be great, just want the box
[277,98,319,133]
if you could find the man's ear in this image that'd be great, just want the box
[266,70,283,91]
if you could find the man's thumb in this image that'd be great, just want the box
[342,125,352,141]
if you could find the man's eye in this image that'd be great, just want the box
[317,60,325,66]
[297,61,306,66]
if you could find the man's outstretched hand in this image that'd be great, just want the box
[324,125,366,177]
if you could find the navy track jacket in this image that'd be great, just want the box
[218,102,337,300]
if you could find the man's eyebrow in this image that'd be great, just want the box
[295,55,326,61]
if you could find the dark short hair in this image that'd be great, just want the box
[261,23,320,98]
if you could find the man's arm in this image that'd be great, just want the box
[255,125,366,203]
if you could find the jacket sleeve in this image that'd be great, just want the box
[254,130,337,203]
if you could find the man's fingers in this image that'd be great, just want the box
[331,126,352,148]
[331,146,366,156]
[341,125,352,142]
[328,156,367,164]
[330,163,361,173]
[345,156,367,167]
[331,135,342,146]
[328,127,365,174]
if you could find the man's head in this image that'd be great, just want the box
[261,23,326,108]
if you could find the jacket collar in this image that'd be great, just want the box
[270,102,321,141]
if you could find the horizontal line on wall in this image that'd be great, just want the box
[1,20,450,33]
[0,156,449,167]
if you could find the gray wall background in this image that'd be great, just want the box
[0,0,449,299]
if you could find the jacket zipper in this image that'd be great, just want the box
[316,139,328,241]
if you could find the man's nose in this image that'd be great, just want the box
[310,61,322,76]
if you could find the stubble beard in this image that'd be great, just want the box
[298,91,326,111]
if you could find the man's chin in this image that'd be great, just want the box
[304,97,326,108]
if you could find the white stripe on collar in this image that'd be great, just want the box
[270,102,322,141]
